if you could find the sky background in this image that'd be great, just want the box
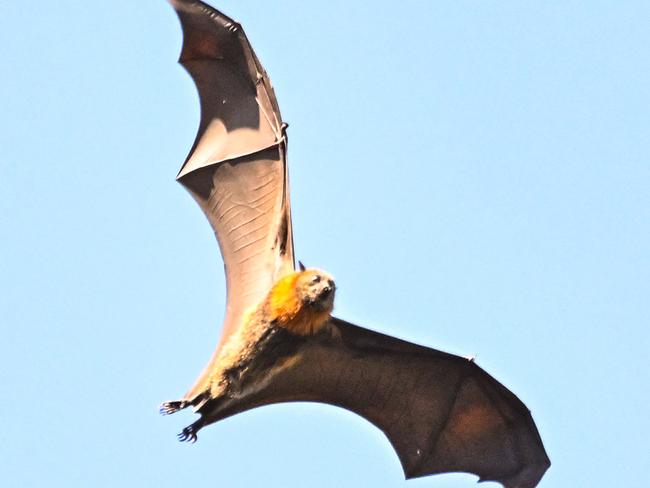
[1,1,649,487]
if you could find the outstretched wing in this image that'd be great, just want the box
[208,318,550,488]
[169,0,295,397]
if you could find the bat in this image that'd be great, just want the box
[160,1,551,487]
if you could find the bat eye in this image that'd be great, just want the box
[311,275,321,284]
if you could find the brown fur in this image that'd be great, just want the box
[202,269,335,401]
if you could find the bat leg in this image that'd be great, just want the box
[177,418,205,444]
[159,400,190,416]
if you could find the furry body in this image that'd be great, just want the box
[161,268,335,441]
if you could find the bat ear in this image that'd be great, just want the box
[298,261,307,271]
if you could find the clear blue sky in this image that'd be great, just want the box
[1,1,648,487]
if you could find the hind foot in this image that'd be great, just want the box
[159,400,189,416]
[177,419,203,443]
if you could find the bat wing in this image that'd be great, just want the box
[169,0,295,397]
[210,317,550,488]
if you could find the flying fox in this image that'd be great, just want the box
[160,1,550,487]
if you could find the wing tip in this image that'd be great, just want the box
[497,458,551,488]
[168,0,237,27]
[167,0,254,74]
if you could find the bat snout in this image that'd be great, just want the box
[307,282,335,312]
[320,279,336,297]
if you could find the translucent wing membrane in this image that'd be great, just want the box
[169,0,294,398]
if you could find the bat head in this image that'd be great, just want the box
[266,268,336,335]
[294,269,336,314]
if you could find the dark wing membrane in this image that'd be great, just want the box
[169,0,294,397]
[209,318,550,488]
[171,0,284,176]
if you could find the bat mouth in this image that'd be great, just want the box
[319,283,336,302]
[305,285,335,310]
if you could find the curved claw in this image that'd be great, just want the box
[178,425,198,443]
[159,400,187,416]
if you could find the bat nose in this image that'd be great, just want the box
[322,280,336,295]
